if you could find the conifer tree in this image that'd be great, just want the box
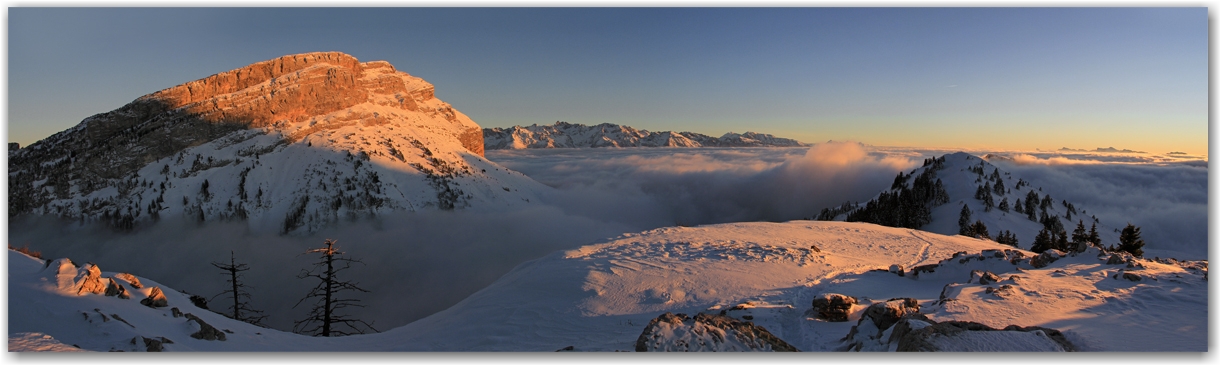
[1030,228,1053,253]
[958,204,973,235]
[293,239,378,337]
[993,178,1005,196]
[995,230,1019,247]
[1117,224,1145,258]
[1014,198,1024,214]
[1087,222,1102,247]
[1070,220,1089,252]
[998,197,1010,212]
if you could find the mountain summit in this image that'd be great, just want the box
[10,52,547,233]
[483,121,805,149]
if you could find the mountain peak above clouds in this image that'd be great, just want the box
[483,121,806,149]
[10,52,545,234]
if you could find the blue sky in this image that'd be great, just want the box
[8,7,1208,155]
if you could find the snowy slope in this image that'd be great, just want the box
[376,221,1206,351]
[821,152,1124,252]
[9,52,549,234]
[483,121,805,149]
[10,220,1205,351]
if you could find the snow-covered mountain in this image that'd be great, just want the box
[8,52,549,234]
[11,221,1205,351]
[483,121,805,149]
[817,152,1124,253]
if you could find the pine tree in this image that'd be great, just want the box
[993,178,1005,196]
[293,239,378,337]
[968,220,991,240]
[1070,220,1089,252]
[1030,228,1053,253]
[1087,222,1102,247]
[1117,224,1145,258]
[1014,198,1024,214]
[995,230,1019,247]
[958,204,973,235]
[1024,191,1039,221]
[998,197,1010,212]
[210,251,267,326]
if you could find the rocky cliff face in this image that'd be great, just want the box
[483,121,805,149]
[10,52,542,233]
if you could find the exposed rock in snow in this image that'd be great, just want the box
[114,272,143,289]
[811,293,857,322]
[634,312,798,352]
[184,313,226,341]
[9,51,548,234]
[103,278,129,299]
[140,287,168,308]
[483,121,805,149]
[8,220,1207,351]
[894,321,1074,352]
[1029,250,1064,268]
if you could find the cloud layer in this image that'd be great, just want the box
[10,143,1206,334]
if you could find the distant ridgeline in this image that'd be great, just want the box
[817,152,1128,255]
[483,121,805,149]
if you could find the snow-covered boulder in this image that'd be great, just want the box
[863,298,920,332]
[894,321,1075,352]
[1029,250,1064,268]
[140,287,168,308]
[811,293,857,322]
[114,273,143,289]
[634,312,798,352]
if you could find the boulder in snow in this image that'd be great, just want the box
[634,312,797,352]
[140,287,168,308]
[970,270,1002,285]
[888,264,905,277]
[894,321,1075,352]
[811,293,857,322]
[114,273,143,289]
[1029,250,1064,268]
[863,298,920,332]
[184,313,227,341]
[103,278,129,299]
[75,264,107,295]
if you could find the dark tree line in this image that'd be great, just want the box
[841,156,950,229]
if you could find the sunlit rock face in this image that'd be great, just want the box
[10,52,544,234]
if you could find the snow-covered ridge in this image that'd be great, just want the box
[818,152,1124,254]
[10,220,1205,351]
[9,52,548,234]
[483,121,805,149]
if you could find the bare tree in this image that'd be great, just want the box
[293,239,377,337]
[210,251,268,326]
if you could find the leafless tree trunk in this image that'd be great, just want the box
[293,239,377,337]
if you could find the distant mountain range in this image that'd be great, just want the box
[483,122,805,149]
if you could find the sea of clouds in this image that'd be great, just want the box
[9,142,1207,333]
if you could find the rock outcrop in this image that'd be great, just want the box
[894,321,1075,352]
[184,313,226,341]
[140,287,168,308]
[635,312,798,352]
[10,51,546,234]
[811,293,857,322]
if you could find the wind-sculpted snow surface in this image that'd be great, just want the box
[9,220,1206,351]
